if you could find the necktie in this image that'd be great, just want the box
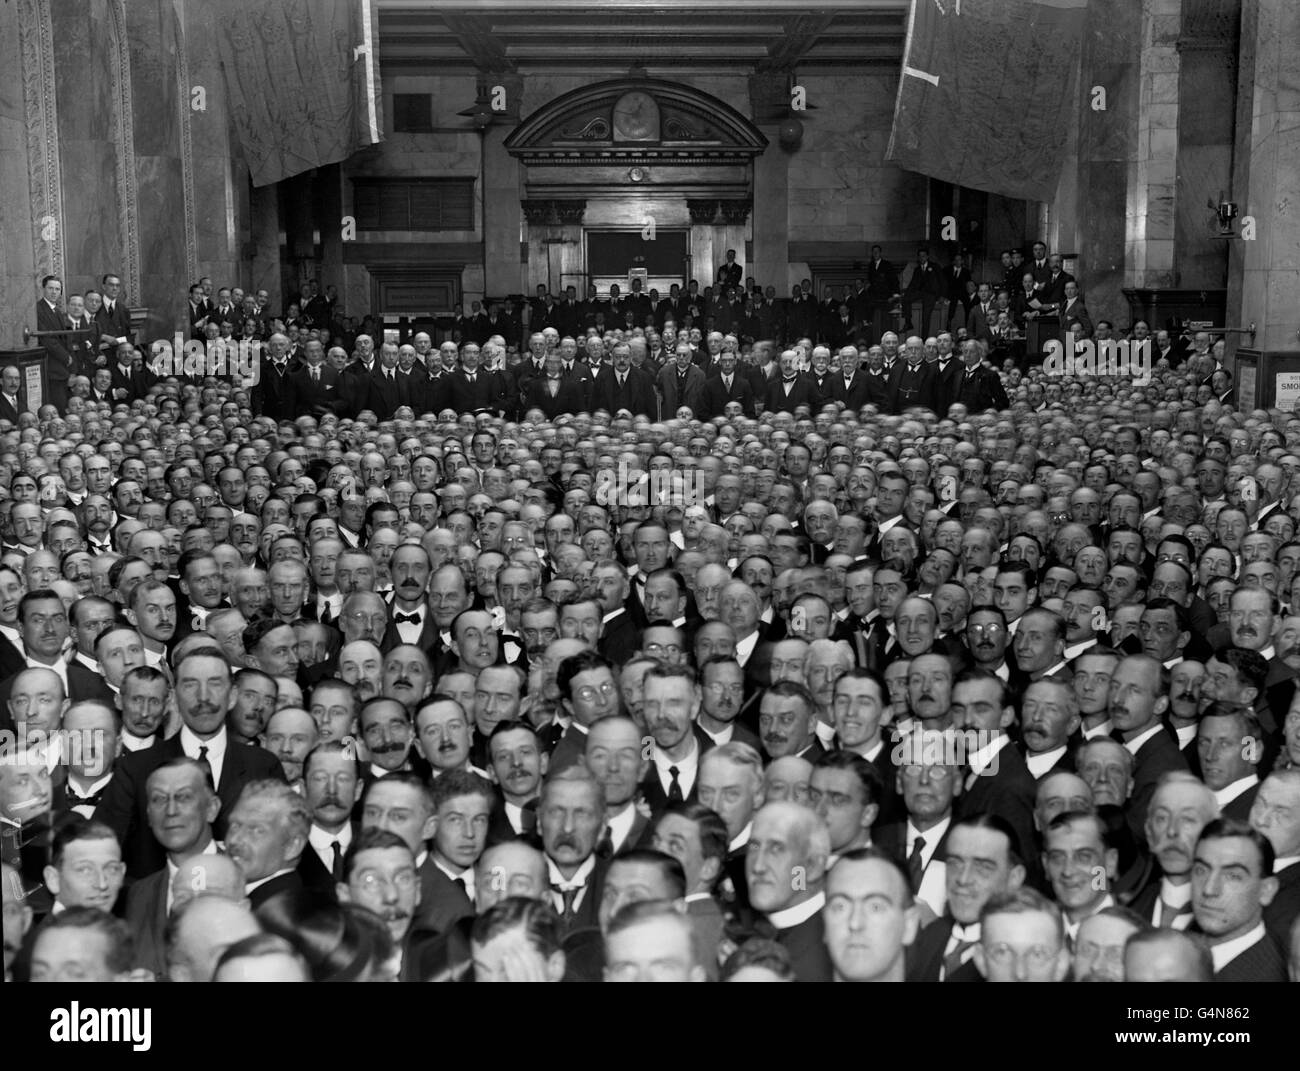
[386,371,393,382]
[394,611,420,624]
[455,874,471,900]
[553,884,580,922]
[468,374,475,384]
[311,366,319,381]
[319,601,333,625]
[723,376,731,391]
[1157,897,1193,928]
[668,765,683,803]
[618,374,625,389]
[596,824,615,859]
[907,835,926,891]
[197,745,211,784]
[942,936,976,980]
[330,840,344,883]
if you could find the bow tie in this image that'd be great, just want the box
[394,611,422,624]
[67,788,104,807]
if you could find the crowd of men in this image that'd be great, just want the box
[1,243,1294,985]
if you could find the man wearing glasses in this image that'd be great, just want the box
[973,886,1071,982]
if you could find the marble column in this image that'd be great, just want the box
[1068,0,1143,327]
[1231,0,1300,355]
[752,135,789,291]
[1125,0,1181,289]
[1174,0,1238,290]
[484,123,522,299]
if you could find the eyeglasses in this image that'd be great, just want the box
[967,624,1004,636]
[573,682,617,703]
[644,643,681,656]
[705,683,744,697]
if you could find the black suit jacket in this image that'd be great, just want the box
[701,371,755,419]
[763,374,820,414]
[639,726,715,820]
[906,916,982,983]
[95,299,133,349]
[0,394,20,425]
[446,369,508,415]
[254,359,298,421]
[524,374,587,420]
[36,299,74,382]
[124,866,170,978]
[289,364,344,417]
[591,365,658,418]
[774,911,833,982]
[416,856,475,936]
[365,368,411,421]
[887,360,939,413]
[1264,861,1300,950]
[248,868,308,916]
[951,364,1010,412]
[96,733,287,879]
[953,740,1039,883]
[1125,725,1189,848]
[830,373,873,412]
[1212,931,1286,982]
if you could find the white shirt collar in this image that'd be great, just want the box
[547,852,596,890]
[245,866,297,895]
[967,733,1012,780]
[1209,922,1267,972]
[766,890,825,930]
[904,816,950,869]
[433,856,475,900]
[1025,745,1068,779]
[735,629,760,666]
[180,724,227,761]
[728,821,752,854]
[121,731,154,752]
[309,822,352,858]
[1082,719,1112,740]
[700,722,733,747]
[606,802,639,853]
[1123,722,1164,756]
[1213,774,1259,808]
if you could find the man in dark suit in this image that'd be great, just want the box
[591,344,658,418]
[96,650,286,879]
[887,340,939,413]
[407,770,493,936]
[124,757,221,977]
[829,347,871,412]
[524,353,586,419]
[94,272,134,359]
[107,341,149,405]
[764,350,819,414]
[365,342,411,421]
[701,351,755,419]
[289,343,344,417]
[907,815,1027,982]
[784,285,817,344]
[296,742,360,904]
[35,275,74,411]
[950,670,1039,882]
[225,779,312,915]
[901,248,944,332]
[1191,819,1288,982]
[540,767,608,938]
[0,365,22,425]
[445,346,508,415]
[952,338,1010,412]
[657,343,708,418]
[746,801,833,981]
[965,282,997,345]
[1111,654,1189,848]
[252,332,298,421]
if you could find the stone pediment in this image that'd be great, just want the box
[505,78,767,165]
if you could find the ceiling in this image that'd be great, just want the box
[376,1,909,72]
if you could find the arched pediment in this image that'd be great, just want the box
[505,78,767,164]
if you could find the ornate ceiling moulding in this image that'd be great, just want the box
[520,199,588,226]
[506,77,768,167]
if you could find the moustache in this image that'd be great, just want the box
[438,740,458,752]
[373,742,405,755]
[391,677,413,690]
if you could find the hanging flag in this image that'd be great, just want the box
[216,0,384,187]
[886,0,1088,202]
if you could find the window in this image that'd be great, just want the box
[351,179,474,232]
